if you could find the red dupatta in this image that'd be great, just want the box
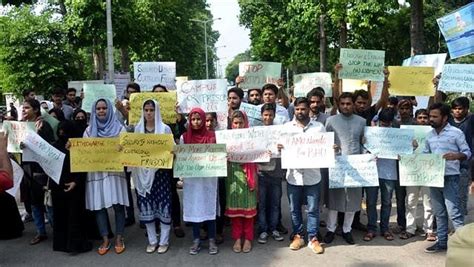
[183,108,216,144]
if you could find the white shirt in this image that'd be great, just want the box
[283,119,326,186]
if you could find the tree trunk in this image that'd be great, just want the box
[120,45,130,72]
[319,13,327,72]
[339,18,347,49]
[410,0,424,56]
[92,37,105,80]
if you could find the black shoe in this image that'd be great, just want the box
[351,222,367,232]
[324,231,335,244]
[316,231,323,242]
[424,243,447,253]
[174,227,185,238]
[342,232,355,245]
[276,223,288,235]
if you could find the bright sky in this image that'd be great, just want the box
[208,0,251,76]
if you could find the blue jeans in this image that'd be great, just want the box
[32,204,54,236]
[430,175,464,248]
[379,179,396,233]
[365,186,379,233]
[287,183,320,240]
[258,173,282,233]
[459,168,470,215]
[96,204,126,237]
[192,220,216,240]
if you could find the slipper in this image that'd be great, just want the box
[363,232,376,241]
[115,239,125,254]
[382,231,394,241]
[426,233,437,242]
[232,239,242,253]
[98,242,111,256]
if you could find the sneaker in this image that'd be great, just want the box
[424,243,447,253]
[289,234,305,250]
[342,232,355,245]
[209,239,219,255]
[146,243,157,253]
[258,232,268,244]
[324,231,335,244]
[271,230,284,241]
[308,238,324,254]
[189,239,201,255]
[157,244,169,254]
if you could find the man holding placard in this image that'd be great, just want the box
[423,103,471,253]
[324,92,366,245]
[278,97,325,254]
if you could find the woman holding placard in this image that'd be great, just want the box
[226,110,258,253]
[84,99,128,255]
[181,108,219,255]
[131,99,174,254]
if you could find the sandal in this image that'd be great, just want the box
[426,233,437,242]
[399,231,415,240]
[363,232,376,241]
[97,242,111,255]
[382,231,394,241]
[114,239,126,254]
[232,239,242,253]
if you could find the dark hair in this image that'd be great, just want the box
[415,108,428,118]
[429,103,451,117]
[152,84,168,92]
[230,110,245,121]
[52,88,65,96]
[262,83,278,95]
[228,87,244,99]
[206,112,217,120]
[22,89,34,98]
[398,99,413,110]
[143,99,155,108]
[66,88,77,94]
[378,108,396,123]
[49,108,66,121]
[339,92,354,103]
[127,82,141,92]
[260,103,276,114]
[313,87,326,96]
[247,88,261,97]
[294,97,309,107]
[353,89,369,100]
[439,91,448,102]
[388,96,399,106]
[73,108,87,120]
[451,97,470,109]
[24,99,41,117]
[306,88,325,100]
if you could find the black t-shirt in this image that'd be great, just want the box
[355,105,378,126]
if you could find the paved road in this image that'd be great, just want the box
[1,186,473,267]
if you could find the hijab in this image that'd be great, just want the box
[131,100,171,197]
[88,99,122,137]
[231,110,257,191]
[183,108,216,144]
[72,108,88,135]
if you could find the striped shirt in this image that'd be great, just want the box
[423,123,471,176]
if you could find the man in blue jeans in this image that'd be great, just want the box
[278,97,325,254]
[257,103,285,244]
[423,103,471,253]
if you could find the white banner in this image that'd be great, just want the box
[281,132,335,169]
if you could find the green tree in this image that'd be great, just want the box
[225,50,252,83]
[0,6,80,96]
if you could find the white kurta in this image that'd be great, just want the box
[180,137,218,222]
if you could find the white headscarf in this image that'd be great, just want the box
[131,100,171,197]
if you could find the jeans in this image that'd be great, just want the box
[395,180,406,230]
[365,186,379,233]
[459,168,470,215]
[32,204,54,236]
[258,173,282,234]
[192,220,216,240]
[96,204,126,237]
[430,175,464,248]
[287,183,320,240]
[379,179,396,233]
